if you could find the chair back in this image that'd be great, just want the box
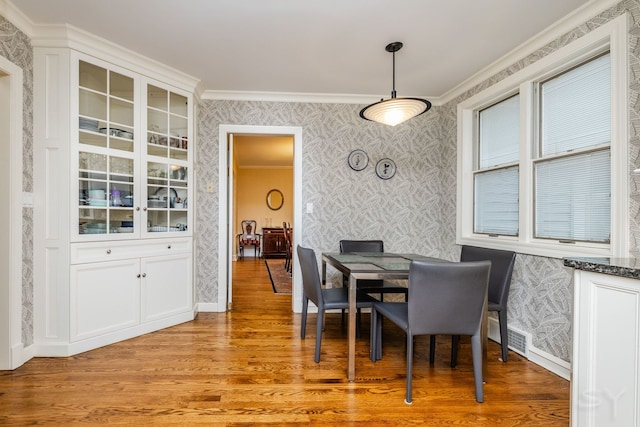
[297,245,323,306]
[460,245,516,308]
[407,260,491,336]
[339,240,384,253]
[240,219,258,238]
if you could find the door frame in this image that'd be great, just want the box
[218,124,303,313]
[0,55,24,369]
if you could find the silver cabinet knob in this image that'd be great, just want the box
[167,245,172,249]
[106,249,112,254]
[142,273,147,278]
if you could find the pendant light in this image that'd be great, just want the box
[359,42,431,126]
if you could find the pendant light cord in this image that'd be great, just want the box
[391,50,397,99]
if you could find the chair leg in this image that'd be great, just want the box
[301,296,308,339]
[451,335,460,368]
[370,306,377,362]
[498,309,509,361]
[471,333,484,403]
[429,335,436,364]
[405,333,414,404]
[373,308,383,361]
[315,308,324,363]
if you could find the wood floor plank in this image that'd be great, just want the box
[0,257,570,425]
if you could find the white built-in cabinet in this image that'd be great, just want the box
[34,46,196,356]
[571,270,640,427]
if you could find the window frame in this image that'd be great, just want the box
[457,15,628,259]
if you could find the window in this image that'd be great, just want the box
[457,16,627,258]
[475,95,519,236]
[535,54,611,243]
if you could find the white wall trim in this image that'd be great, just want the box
[439,0,622,104]
[456,14,628,259]
[0,54,24,370]
[218,125,303,313]
[201,90,399,106]
[0,0,34,36]
[28,23,200,94]
[487,317,571,380]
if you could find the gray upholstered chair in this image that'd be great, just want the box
[339,240,408,301]
[438,245,516,365]
[370,260,491,404]
[297,245,375,363]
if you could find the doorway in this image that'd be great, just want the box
[218,125,303,314]
[0,57,24,370]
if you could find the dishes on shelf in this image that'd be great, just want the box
[98,128,134,139]
[89,199,108,207]
[79,117,99,131]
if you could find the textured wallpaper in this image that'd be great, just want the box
[0,15,34,346]
[196,101,446,303]
[196,0,640,363]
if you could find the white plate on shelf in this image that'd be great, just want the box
[89,199,108,207]
[149,225,168,232]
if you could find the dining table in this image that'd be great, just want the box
[321,251,488,382]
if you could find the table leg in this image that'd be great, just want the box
[322,260,326,286]
[347,274,357,382]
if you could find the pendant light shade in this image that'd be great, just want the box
[359,42,431,126]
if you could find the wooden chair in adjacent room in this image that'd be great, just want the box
[237,219,261,259]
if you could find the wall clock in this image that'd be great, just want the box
[348,149,368,171]
[375,158,396,179]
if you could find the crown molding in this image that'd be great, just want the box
[1,0,34,36]
[438,0,622,105]
[201,89,444,106]
[29,22,201,93]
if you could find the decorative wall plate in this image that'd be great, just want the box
[375,158,396,179]
[348,149,368,171]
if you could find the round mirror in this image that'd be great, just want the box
[266,189,284,210]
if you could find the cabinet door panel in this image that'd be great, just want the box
[141,254,191,322]
[70,259,140,342]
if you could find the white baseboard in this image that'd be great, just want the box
[197,302,222,312]
[487,317,570,380]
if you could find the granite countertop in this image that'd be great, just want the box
[563,257,640,280]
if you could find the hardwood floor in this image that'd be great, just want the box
[0,257,570,425]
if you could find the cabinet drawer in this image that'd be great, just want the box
[71,238,191,264]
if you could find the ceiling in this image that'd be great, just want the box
[233,135,294,168]
[10,0,595,101]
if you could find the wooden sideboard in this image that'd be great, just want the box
[262,228,286,258]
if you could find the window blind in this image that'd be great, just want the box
[474,167,519,236]
[535,151,610,242]
[479,94,520,168]
[536,53,611,243]
[541,53,610,155]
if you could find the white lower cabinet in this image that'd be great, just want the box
[572,270,640,427]
[141,254,191,322]
[68,239,193,352]
[71,259,140,342]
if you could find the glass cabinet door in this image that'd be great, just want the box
[77,60,137,238]
[145,83,190,234]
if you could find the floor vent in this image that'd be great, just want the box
[507,327,528,357]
